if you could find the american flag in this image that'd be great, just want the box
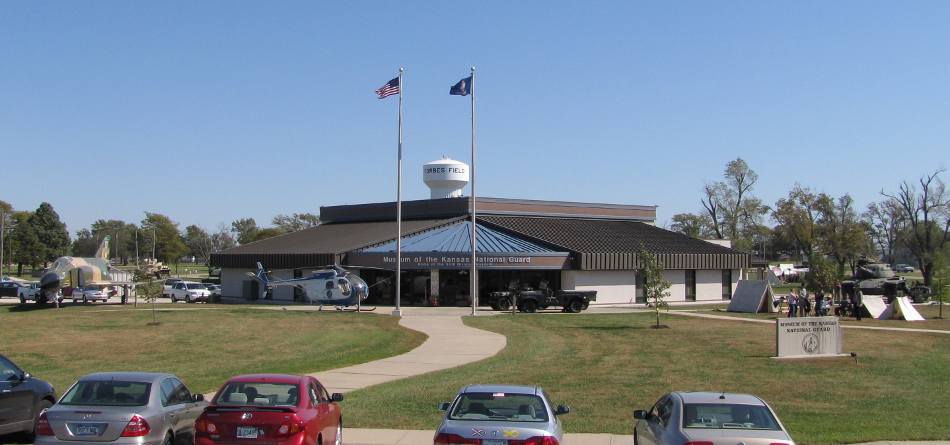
[375,77,400,99]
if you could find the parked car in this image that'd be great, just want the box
[487,287,597,313]
[203,284,221,298]
[34,372,206,445]
[161,278,184,297]
[168,282,211,303]
[434,384,569,445]
[71,284,110,303]
[894,264,915,273]
[195,374,343,445]
[0,354,56,442]
[17,282,43,303]
[633,392,795,445]
[0,281,24,299]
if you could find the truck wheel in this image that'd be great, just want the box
[520,300,538,313]
[496,297,513,311]
[567,298,584,313]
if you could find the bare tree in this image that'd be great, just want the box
[882,170,950,286]
[864,199,904,263]
[700,159,764,248]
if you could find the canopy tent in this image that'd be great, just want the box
[727,280,777,313]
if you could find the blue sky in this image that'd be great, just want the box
[2,1,948,234]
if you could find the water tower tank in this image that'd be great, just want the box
[423,157,469,199]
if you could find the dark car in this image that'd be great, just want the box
[0,354,56,442]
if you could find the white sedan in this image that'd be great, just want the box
[72,285,110,303]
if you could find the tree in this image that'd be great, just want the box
[231,218,259,245]
[817,194,869,276]
[9,211,42,275]
[72,229,99,257]
[639,248,672,328]
[864,199,905,263]
[272,213,320,232]
[700,158,766,249]
[804,254,837,294]
[211,223,237,252]
[0,200,13,271]
[772,185,822,260]
[882,170,950,286]
[183,225,213,264]
[141,213,187,264]
[29,202,70,264]
[669,213,713,239]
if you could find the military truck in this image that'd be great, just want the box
[140,258,171,278]
[487,287,597,313]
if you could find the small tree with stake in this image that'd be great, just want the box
[640,248,672,328]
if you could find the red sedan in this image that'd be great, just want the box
[195,374,343,445]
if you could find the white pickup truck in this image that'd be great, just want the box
[17,282,43,303]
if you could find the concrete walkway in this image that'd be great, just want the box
[315,307,507,393]
[667,310,950,335]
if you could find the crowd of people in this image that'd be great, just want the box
[777,283,866,321]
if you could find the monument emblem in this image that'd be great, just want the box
[802,333,820,354]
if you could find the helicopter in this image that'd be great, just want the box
[246,262,373,311]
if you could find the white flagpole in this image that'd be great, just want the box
[394,67,404,318]
[469,66,477,317]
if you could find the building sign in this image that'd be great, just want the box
[347,252,571,270]
[775,316,843,358]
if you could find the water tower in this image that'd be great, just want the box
[423,157,469,199]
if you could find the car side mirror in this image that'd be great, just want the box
[330,393,344,402]
[21,372,32,381]
[555,405,570,415]
[633,410,649,420]
[438,402,451,411]
[193,394,204,402]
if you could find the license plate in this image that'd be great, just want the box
[75,424,100,436]
[483,441,507,445]
[236,426,259,439]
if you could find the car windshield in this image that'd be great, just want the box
[60,381,151,406]
[186,283,204,290]
[682,403,781,430]
[216,382,300,407]
[449,392,548,422]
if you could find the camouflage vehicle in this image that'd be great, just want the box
[840,260,909,303]
[140,258,171,278]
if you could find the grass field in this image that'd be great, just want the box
[0,305,426,394]
[343,312,950,444]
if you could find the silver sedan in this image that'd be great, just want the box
[634,392,795,445]
[435,384,569,445]
[35,372,207,445]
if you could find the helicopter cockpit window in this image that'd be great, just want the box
[325,281,335,290]
[338,279,351,296]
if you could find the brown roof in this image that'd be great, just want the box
[210,218,457,269]
[478,216,750,270]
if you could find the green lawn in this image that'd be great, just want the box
[344,312,950,444]
[0,305,426,394]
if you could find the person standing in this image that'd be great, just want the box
[814,289,824,316]
[787,290,798,318]
[852,289,864,321]
[798,286,809,317]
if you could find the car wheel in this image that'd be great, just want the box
[496,297,513,311]
[567,298,584,313]
[520,300,538,313]
[334,419,343,445]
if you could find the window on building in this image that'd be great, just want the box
[635,271,646,303]
[722,269,732,300]
[685,270,696,301]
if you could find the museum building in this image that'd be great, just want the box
[210,195,752,306]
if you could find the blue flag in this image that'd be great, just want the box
[450,76,472,96]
